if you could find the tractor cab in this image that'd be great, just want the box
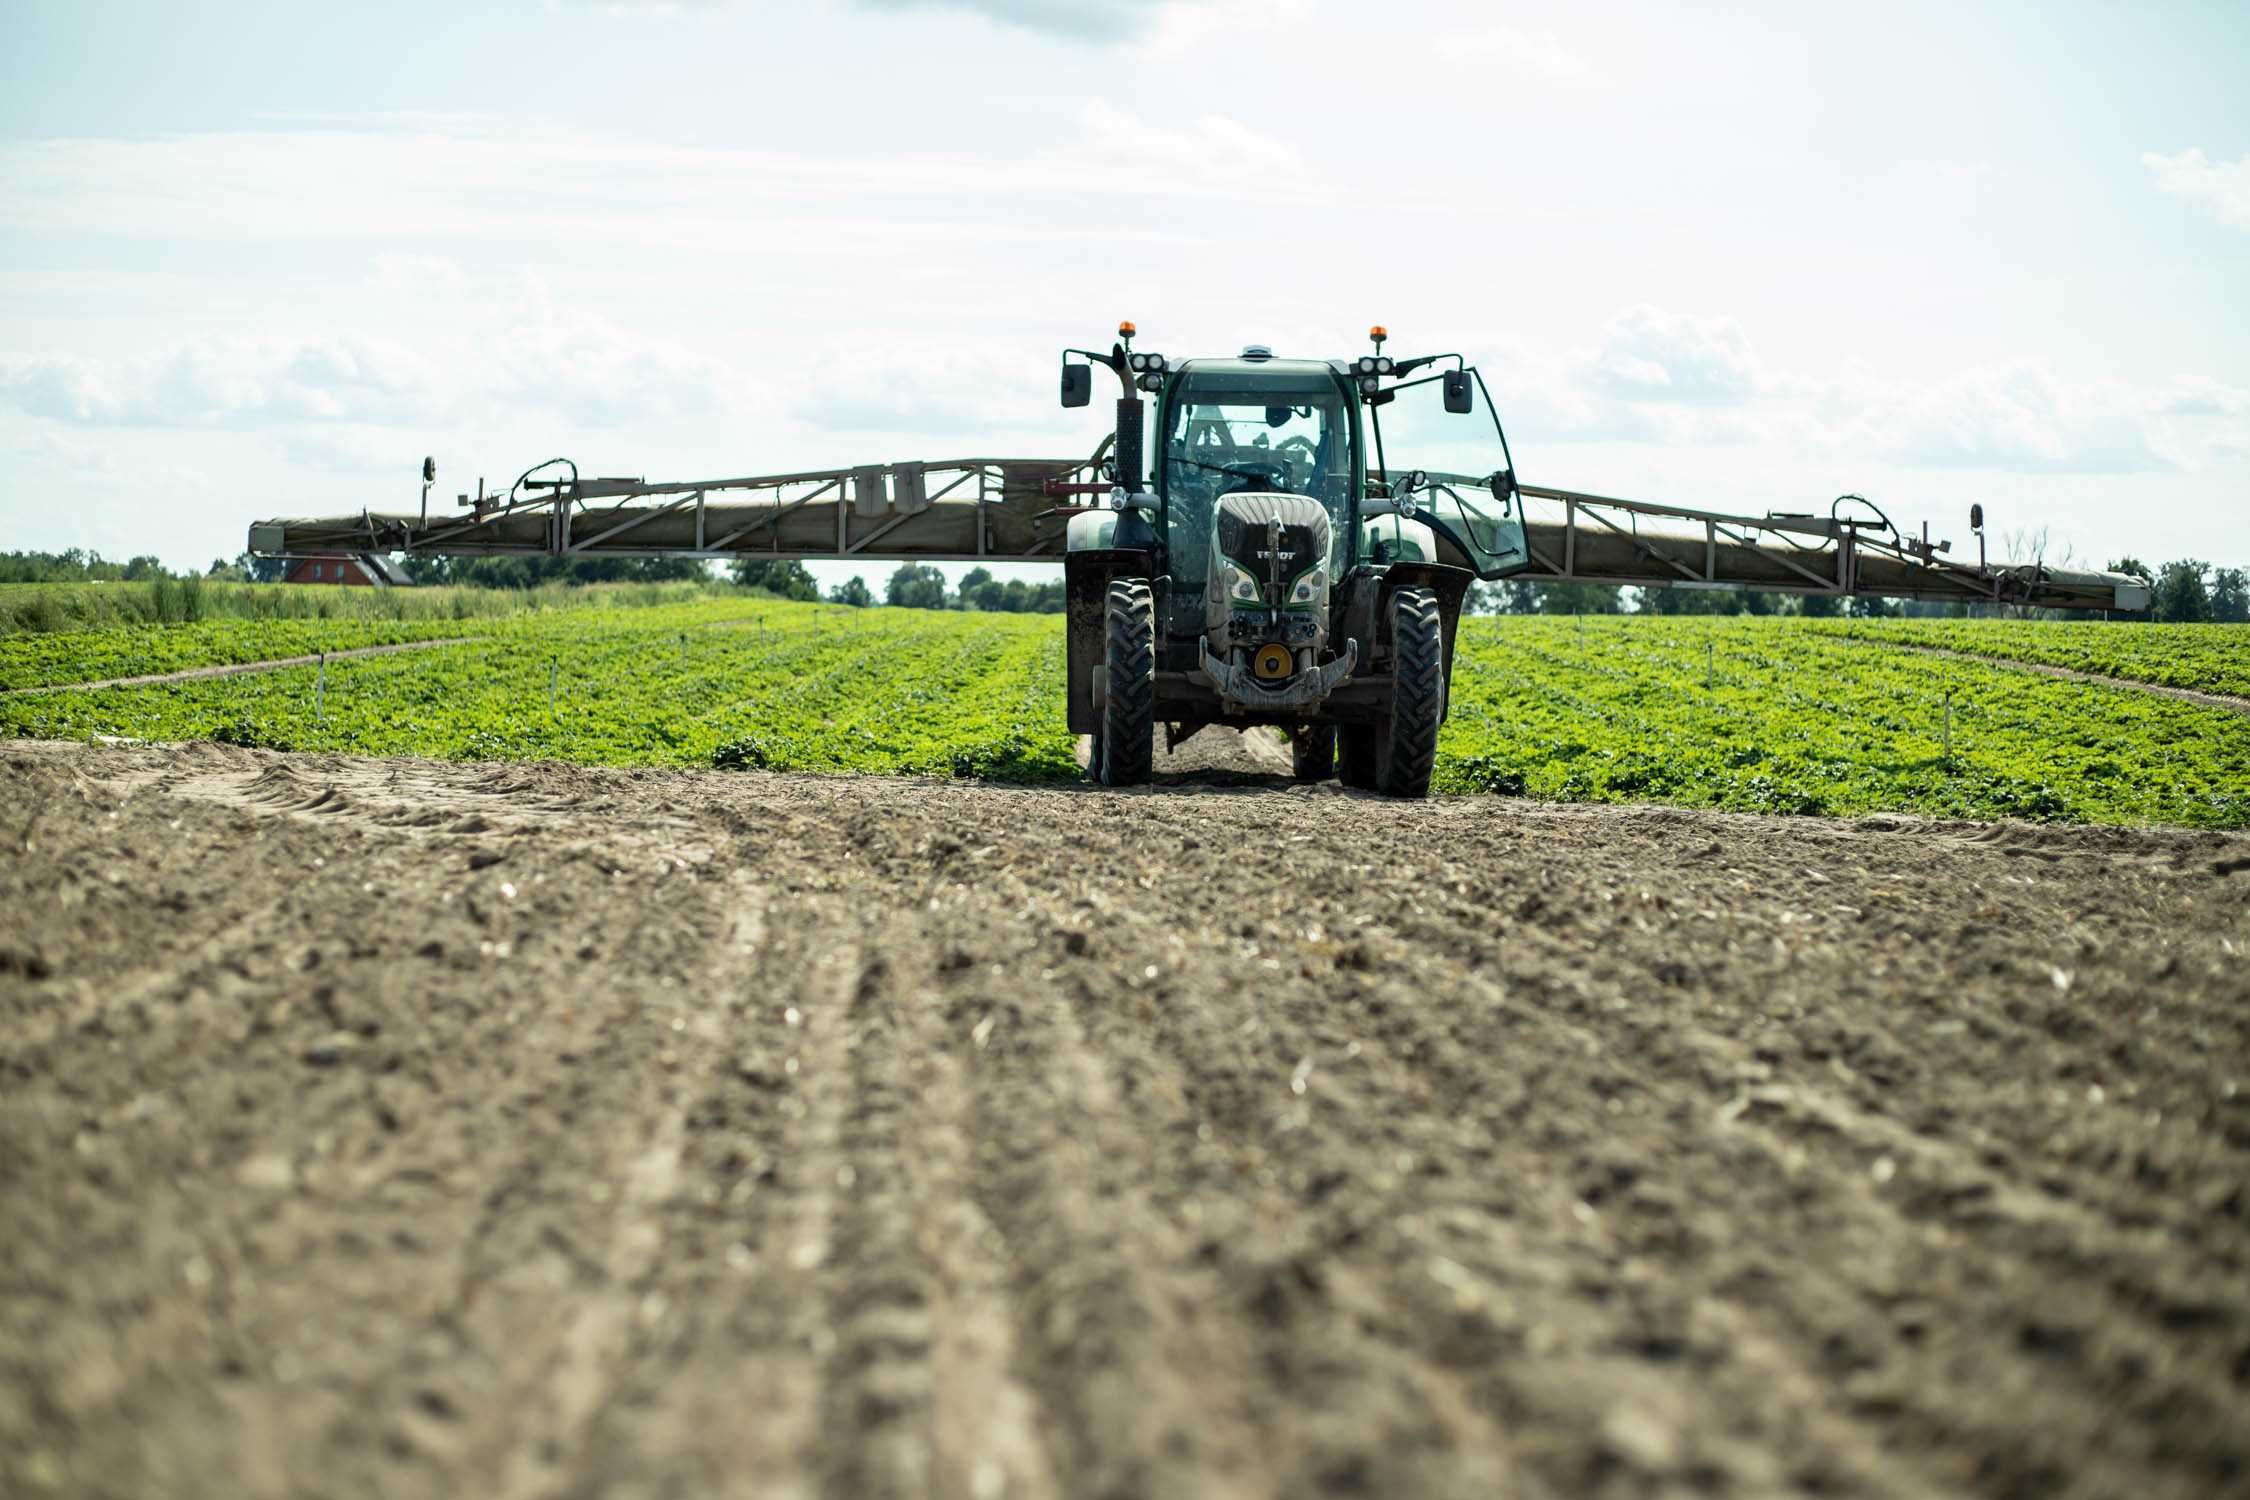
[1059,325,1532,798]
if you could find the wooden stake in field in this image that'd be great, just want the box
[316,650,326,724]
[549,657,558,719]
[1943,689,1953,768]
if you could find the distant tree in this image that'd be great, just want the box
[1845,595,1898,619]
[828,575,874,607]
[1495,579,1542,614]
[1540,582,1623,615]
[728,559,819,600]
[2108,556,2153,583]
[956,566,1003,612]
[2150,559,2212,623]
[2210,567,2248,624]
[1797,592,1841,618]
[886,562,949,610]
[121,555,168,580]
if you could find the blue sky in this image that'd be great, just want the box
[3,0,2245,589]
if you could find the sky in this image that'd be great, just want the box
[2,0,2245,594]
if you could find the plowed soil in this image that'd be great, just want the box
[4,735,2248,1500]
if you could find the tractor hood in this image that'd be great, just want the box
[1213,491,1330,601]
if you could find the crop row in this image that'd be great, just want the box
[0,603,1079,782]
[5,602,2242,828]
[0,591,775,691]
[1803,617,2250,698]
[1440,616,2249,827]
[0,593,801,697]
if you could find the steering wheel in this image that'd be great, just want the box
[1179,453,1291,493]
[1273,435,1318,489]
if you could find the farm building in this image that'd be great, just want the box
[280,552,415,587]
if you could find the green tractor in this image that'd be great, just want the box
[1060,324,1532,797]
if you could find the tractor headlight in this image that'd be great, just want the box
[1287,566,1327,607]
[1219,561,1260,604]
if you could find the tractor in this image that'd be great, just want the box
[1060,324,1529,797]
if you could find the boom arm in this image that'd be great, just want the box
[248,456,2149,612]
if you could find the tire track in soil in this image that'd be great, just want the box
[4,741,2248,1500]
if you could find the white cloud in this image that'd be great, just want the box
[0,335,440,427]
[1867,361,2171,474]
[489,308,742,427]
[1481,311,2250,476]
[0,107,1315,251]
[0,287,744,434]
[852,0,1195,43]
[2142,147,2250,230]
[1584,304,1767,405]
[371,254,469,294]
[1442,24,1596,84]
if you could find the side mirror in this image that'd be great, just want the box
[421,456,437,483]
[1443,370,1473,414]
[1969,503,1984,531]
[1060,363,1092,409]
[1489,467,1515,501]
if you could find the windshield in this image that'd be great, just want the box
[1163,371,1352,595]
[1367,367,1527,575]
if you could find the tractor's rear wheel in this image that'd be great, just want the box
[1098,578,1155,787]
[1373,586,1444,799]
[1289,725,1335,782]
[1337,725,1376,789]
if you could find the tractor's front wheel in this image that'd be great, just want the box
[1289,725,1335,782]
[1373,586,1444,799]
[1098,578,1155,787]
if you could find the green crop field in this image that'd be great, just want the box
[1802,617,2250,699]
[4,596,2244,828]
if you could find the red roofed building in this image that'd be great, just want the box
[280,553,416,587]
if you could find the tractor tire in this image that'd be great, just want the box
[1373,586,1444,799]
[1337,724,1376,789]
[1290,725,1335,782]
[1098,578,1155,787]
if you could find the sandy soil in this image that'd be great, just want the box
[3,735,2247,1500]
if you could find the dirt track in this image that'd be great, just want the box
[3,735,2248,1499]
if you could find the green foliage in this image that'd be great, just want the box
[3,598,1079,785]
[0,581,730,685]
[828,575,875,608]
[957,567,1064,613]
[2151,559,2213,623]
[6,604,2242,825]
[0,549,173,584]
[1439,616,2247,828]
[726,559,819,601]
[1805,617,2250,698]
[412,554,713,587]
[2212,568,2249,625]
[886,563,949,610]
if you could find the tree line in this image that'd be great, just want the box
[7,547,2241,623]
[1470,557,2245,623]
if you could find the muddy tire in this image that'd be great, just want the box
[1374,586,1443,799]
[1337,724,1376,789]
[1290,726,1335,783]
[1098,578,1155,787]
